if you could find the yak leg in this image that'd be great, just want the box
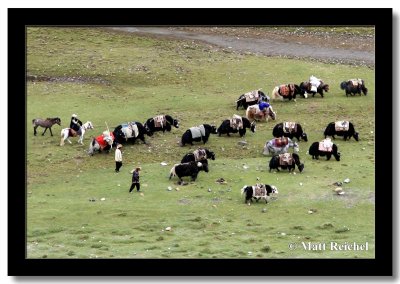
[49,128,53,136]
[33,126,38,136]
[42,128,48,136]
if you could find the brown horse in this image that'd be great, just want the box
[32,117,61,136]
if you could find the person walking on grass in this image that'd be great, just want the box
[115,144,123,172]
[129,167,141,192]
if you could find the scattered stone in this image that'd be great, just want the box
[243,165,249,169]
[256,177,260,181]
[308,209,317,214]
[117,184,120,187]
[139,193,144,197]
[208,188,212,192]
[344,178,350,183]
[165,227,171,231]
[215,178,227,184]
[238,141,247,146]
[334,181,343,186]
[261,208,267,213]
[167,186,172,191]
[299,182,303,186]
[160,162,168,166]
[175,187,180,191]
[100,198,106,201]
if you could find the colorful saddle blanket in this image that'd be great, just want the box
[279,84,295,97]
[154,115,166,128]
[319,139,333,152]
[193,148,207,161]
[279,153,293,165]
[335,121,349,131]
[283,122,297,133]
[230,114,243,129]
[96,132,115,149]
[244,90,259,102]
[252,184,267,198]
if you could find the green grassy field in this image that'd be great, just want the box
[27,27,375,259]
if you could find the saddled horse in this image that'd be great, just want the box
[245,104,276,122]
[271,84,302,101]
[60,121,94,146]
[88,131,115,156]
[32,117,61,136]
[300,81,330,98]
[236,89,270,110]
[262,137,299,156]
[143,115,179,136]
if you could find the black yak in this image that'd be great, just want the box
[272,122,308,142]
[113,121,149,145]
[236,89,269,110]
[300,76,329,98]
[217,115,256,137]
[271,84,302,101]
[324,121,359,141]
[169,160,209,184]
[340,79,368,97]
[180,124,218,146]
[241,184,278,204]
[308,140,341,161]
[143,115,179,136]
[269,153,304,173]
[181,148,215,163]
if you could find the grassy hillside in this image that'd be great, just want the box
[27,27,375,258]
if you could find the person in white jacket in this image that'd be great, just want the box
[115,144,123,172]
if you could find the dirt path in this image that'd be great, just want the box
[109,27,374,67]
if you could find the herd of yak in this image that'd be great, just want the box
[31,78,367,204]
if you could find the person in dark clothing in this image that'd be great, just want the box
[70,114,83,132]
[129,167,141,192]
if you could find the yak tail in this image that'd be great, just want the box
[169,165,178,179]
[241,185,247,196]
[271,86,279,100]
[340,82,347,90]
[245,108,251,119]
